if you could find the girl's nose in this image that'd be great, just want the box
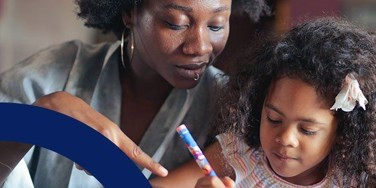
[275,127,299,148]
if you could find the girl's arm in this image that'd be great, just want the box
[150,141,234,188]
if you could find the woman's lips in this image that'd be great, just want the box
[176,63,207,70]
[175,63,208,80]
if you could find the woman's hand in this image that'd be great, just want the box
[195,176,235,188]
[33,91,168,177]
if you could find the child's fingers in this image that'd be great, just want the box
[194,176,223,188]
[195,176,234,188]
[221,176,235,187]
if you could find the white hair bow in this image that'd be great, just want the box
[330,73,368,112]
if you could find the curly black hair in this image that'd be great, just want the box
[215,17,376,186]
[74,0,274,38]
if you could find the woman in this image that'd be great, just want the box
[0,0,272,187]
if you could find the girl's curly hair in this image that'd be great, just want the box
[74,0,274,38]
[215,17,376,186]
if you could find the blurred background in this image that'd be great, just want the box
[0,0,375,73]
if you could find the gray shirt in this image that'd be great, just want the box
[0,40,225,188]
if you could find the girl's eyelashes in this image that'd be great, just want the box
[300,127,317,136]
[266,114,319,136]
[267,116,282,124]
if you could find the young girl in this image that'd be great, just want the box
[0,0,275,187]
[150,17,376,187]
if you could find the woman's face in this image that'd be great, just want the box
[126,0,231,89]
[260,77,338,185]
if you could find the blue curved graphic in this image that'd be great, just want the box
[0,103,150,188]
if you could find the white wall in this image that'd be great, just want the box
[0,0,105,72]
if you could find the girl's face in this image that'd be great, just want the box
[260,77,338,185]
[126,0,231,89]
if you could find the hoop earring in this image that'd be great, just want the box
[193,73,200,81]
[121,30,126,69]
[129,29,135,64]
[120,29,135,69]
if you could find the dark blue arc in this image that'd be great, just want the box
[0,103,151,188]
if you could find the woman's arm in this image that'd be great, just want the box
[31,91,168,177]
[150,141,234,188]
[0,91,169,184]
[0,90,170,185]
[0,142,31,185]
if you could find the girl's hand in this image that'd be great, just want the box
[33,91,168,177]
[195,176,235,188]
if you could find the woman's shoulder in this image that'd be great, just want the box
[26,40,114,64]
[3,40,111,77]
[0,40,119,103]
[8,40,118,73]
[4,40,116,73]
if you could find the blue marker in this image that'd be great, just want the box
[176,124,217,176]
